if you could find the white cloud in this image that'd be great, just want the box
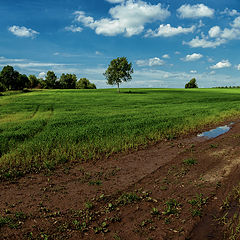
[209,26,221,38]
[207,57,214,63]
[65,25,83,32]
[175,51,180,55]
[221,27,240,40]
[162,54,170,59]
[105,0,125,3]
[236,64,240,71]
[74,1,170,37]
[190,70,197,74]
[231,16,240,28]
[95,51,102,55]
[38,72,46,79]
[210,60,231,69]
[221,8,240,17]
[8,25,39,38]
[182,53,203,62]
[208,18,240,41]
[146,24,195,37]
[0,56,25,62]
[183,36,226,48]
[136,57,164,67]
[177,4,214,19]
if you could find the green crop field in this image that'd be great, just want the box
[1,88,240,179]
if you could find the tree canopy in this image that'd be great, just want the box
[104,57,133,93]
[185,78,198,89]
[76,78,96,89]
[45,71,57,89]
[0,65,97,92]
[0,65,31,91]
[59,73,77,89]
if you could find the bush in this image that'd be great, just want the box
[185,78,198,89]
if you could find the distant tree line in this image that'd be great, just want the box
[0,65,96,92]
[214,86,240,89]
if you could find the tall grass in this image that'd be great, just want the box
[1,88,240,179]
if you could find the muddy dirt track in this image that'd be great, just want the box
[1,120,240,240]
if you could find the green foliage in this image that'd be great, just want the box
[0,82,6,92]
[1,88,240,178]
[183,158,197,165]
[29,75,40,89]
[0,65,20,90]
[18,74,30,90]
[45,71,57,89]
[163,199,180,215]
[76,78,96,89]
[104,57,133,93]
[185,78,198,89]
[59,73,77,89]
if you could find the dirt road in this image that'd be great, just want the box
[1,121,240,239]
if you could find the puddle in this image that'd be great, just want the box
[197,123,234,139]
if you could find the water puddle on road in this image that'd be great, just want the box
[197,123,234,139]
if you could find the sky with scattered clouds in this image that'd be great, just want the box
[0,0,240,88]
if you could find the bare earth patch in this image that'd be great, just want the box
[1,120,240,239]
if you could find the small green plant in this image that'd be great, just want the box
[183,158,197,166]
[93,221,109,234]
[191,208,202,217]
[163,199,181,215]
[116,192,140,206]
[84,201,94,210]
[88,180,102,186]
[151,207,160,216]
[188,194,208,217]
[210,144,218,148]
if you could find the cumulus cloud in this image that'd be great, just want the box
[183,36,226,48]
[65,25,83,32]
[185,16,240,48]
[177,4,214,19]
[74,0,170,37]
[221,8,240,17]
[8,25,39,38]
[208,18,240,40]
[236,64,240,71]
[182,53,203,62]
[136,57,164,67]
[210,60,231,69]
[162,54,170,59]
[208,26,221,38]
[231,16,240,28]
[146,24,195,37]
[38,72,46,79]
[190,70,197,74]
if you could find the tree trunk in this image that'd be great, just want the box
[117,83,120,93]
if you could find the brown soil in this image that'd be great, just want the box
[1,121,240,240]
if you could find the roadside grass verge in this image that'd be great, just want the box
[1,88,240,179]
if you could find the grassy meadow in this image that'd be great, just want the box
[1,88,240,179]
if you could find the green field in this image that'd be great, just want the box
[1,88,240,179]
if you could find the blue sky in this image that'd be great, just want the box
[0,0,240,88]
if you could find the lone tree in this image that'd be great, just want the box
[104,57,133,93]
[185,78,198,88]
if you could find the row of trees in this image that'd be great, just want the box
[0,65,96,92]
